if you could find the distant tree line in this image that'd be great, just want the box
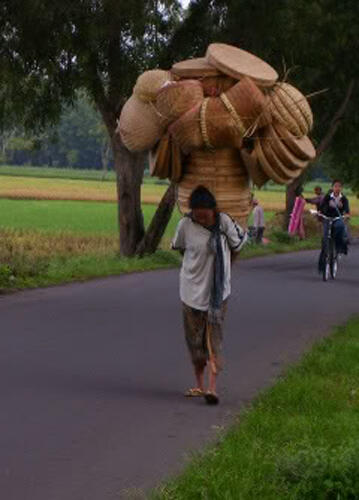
[0,95,111,170]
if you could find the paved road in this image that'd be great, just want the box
[0,246,358,499]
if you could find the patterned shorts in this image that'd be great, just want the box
[182,301,227,372]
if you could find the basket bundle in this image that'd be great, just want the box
[149,134,184,182]
[177,148,251,225]
[269,82,313,137]
[117,95,164,153]
[156,80,204,125]
[134,70,171,103]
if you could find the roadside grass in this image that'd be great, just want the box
[153,317,359,500]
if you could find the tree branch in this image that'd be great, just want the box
[316,79,355,158]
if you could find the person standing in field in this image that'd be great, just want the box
[172,186,247,405]
[252,198,265,244]
[305,185,325,210]
[288,186,306,239]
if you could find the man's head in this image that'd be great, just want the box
[332,180,342,196]
[189,185,217,226]
[252,198,259,206]
[314,186,322,196]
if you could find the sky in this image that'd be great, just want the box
[181,0,191,7]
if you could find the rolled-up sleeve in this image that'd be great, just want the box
[222,214,247,252]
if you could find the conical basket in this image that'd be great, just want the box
[118,95,164,153]
[169,104,203,154]
[134,69,171,103]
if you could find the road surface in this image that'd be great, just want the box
[0,246,358,499]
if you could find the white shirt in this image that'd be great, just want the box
[172,213,247,311]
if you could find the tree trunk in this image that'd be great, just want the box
[101,139,110,181]
[136,183,176,256]
[112,134,146,257]
[284,79,355,228]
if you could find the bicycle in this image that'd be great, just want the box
[310,210,348,282]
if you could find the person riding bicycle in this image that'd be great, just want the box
[319,180,350,259]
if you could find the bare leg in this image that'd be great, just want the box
[208,359,217,395]
[194,364,205,392]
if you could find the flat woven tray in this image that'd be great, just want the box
[206,43,278,87]
[171,57,220,78]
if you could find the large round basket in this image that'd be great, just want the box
[177,148,252,226]
[206,43,278,88]
[118,95,164,153]
[240,148,269,188]
[201,97,243,149]
[156,80,204,124]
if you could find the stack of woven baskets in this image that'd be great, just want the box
[117,43,316,223]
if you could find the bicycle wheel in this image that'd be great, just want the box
[330,243,338,279]
[323,256,330,282]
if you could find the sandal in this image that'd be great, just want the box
[205,392,219,405]
[184,388,205,397]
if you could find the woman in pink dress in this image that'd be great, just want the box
[288,186,306,239]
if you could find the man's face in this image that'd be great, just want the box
[192,208,215,227]
[333,182,342,195]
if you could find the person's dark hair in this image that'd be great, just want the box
[295,186,303,197]
[332,179,342,186]
[189,185,217,210]
[315,185,322,192]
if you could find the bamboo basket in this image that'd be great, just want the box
[206,43,278,88]
[149,133,171,179]
[240,148,269,188]
[269,82,313,136]
[265,124,310,170]
[272,122,316,161]
[223,77,271,132]
[169,104,203,154]
[133,70,171,103]
[177,148,251,225]
[261,136,304,181]
[200,75,236,97]
[156,80,204,124]
[202,97,243,149]
[171,57,220,78]
[118,95,164,152]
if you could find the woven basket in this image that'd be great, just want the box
[133,70,171,103]
[266,124,309,170]
[170,140,183,183]
[200,75,236,97]
[202,97,243,149]
[273,122,316,161]
[156,80,204,124]
[118,95,164,152]
[149,133,171,179]
[254,137,295,185]
[171,57,220,78]
[177,148,251,225]
[224,77,271,133]
[261,135,304,181]
[240,148,269,188]
[269,82,313,136]
[169,104,203,154]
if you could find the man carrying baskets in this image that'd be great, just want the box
[172,186,247,405]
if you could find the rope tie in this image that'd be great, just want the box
[219,93,247,137]
[200,98,215,150]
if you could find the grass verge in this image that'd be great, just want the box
[153,317,359,499]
